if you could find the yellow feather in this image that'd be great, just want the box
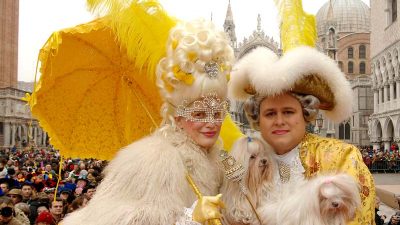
[273,0,317,53]
[87,0,178,79]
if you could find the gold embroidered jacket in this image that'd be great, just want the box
[299,133,375,225]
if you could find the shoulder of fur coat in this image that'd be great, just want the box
[62,127,220,225]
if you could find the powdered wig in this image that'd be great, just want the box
[243,93,320,130]
[156,19,234,124]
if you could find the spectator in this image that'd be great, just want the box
[36,203,49,215]
[7,189,23,205]
[0,182,10,195]
[83,185,96,200]
[49,198,63,224]
[67,196,87,213]
[21,184,36,203]
[35,211,55,225]
[0,196,29,225]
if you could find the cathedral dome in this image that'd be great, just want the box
[316,0,370,36]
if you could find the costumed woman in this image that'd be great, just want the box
[228,0,375,224]
[60,6,235,225]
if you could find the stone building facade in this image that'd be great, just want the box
[315,0,373,146]
[369,0,400,150]
[0,0,47,149]
[223,2,280,134]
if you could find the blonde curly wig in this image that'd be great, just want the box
[156,19,235,124]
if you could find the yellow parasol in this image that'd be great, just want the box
[25,19,164,160]
[25,1,243,161]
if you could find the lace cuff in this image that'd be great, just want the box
[176,201,201,225]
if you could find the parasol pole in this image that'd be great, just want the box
[54,156,63,202]
[125,76,158,128]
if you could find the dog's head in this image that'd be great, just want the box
[230,137,274,198]
[318,174,361,224]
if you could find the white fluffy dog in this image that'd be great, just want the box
[221,137,361,225]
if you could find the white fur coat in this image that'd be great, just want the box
[62,125,223,225]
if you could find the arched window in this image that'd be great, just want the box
[360,62,366,74]
[339,124,344,139]
[348,47,354,59]
[345,123,351,139]
[393,0,397,22]
[348,61,354,73]
[339,122,351,140]
[359,45,366,59]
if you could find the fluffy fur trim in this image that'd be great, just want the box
[62,126,222,225]
[229,46,353,123]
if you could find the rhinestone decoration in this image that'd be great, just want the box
[204,61,220,79]
[278,161,291,183]
[176,93,229,123]
[219,150,245,182]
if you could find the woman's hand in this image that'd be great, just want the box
[192,194,225,223]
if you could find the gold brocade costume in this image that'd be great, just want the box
[299,133,375,225]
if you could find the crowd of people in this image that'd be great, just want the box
[360,146,400,172]
[0,147,106,225]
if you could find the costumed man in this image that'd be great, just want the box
[228,0,375,224]
[59,1,236,225]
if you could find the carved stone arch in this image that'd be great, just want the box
[372,119,383,138]
[395,116,400,138]
[238,43,277,59]
[382,117,395,139]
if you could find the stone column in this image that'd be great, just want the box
[28,126,32,142]
[11,124,15,146]
[43,133,47,146]
[379,88,383,104]
[3,122,10,147]
[384,85,389,102]
[17,126,21,141]
[37,128,41,146]
[382,137,392,151]
[390,81,395,101]
[397,80,400,101]
[374,90,379,113]
[22,125,28,142]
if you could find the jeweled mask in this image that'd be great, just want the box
[176,93,229,123]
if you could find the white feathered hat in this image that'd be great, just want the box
[229,0,352,123]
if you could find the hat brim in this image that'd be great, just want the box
[229,46,352,122]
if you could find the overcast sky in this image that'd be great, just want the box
[18,0,369,82]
